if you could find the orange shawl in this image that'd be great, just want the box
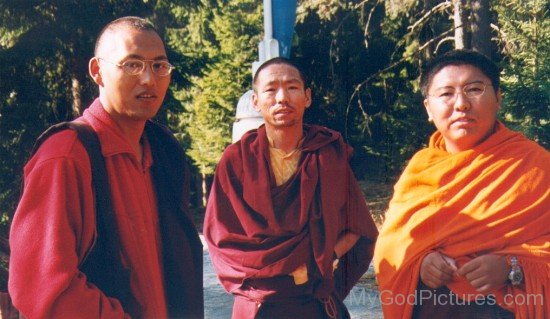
[375,122,550,319]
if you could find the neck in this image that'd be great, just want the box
[98,97,148,161]
[103,114,146,161]
[265,124,304,153]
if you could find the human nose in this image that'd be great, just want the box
[275,87,288,103]
[139,63,155,85]
[453,91,470,111]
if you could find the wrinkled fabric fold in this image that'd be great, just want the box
[204,125,378,318]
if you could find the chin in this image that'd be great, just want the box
[273,118,299,127]
[130,109,160,121]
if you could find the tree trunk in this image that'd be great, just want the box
[0,292,19,319]
[470,0,493,57]
[71,75,82,117]
[70,54,88,118]
[420,0,438,60]
[0,238,18,319]
[201,172,208,208]
[453,0,471,49]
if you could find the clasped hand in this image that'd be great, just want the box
[420,251,509,293]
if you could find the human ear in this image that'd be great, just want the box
[252,92,260,111]
[304,88,312,108]
[495,89,502,110]
[89,57,103,86]
[424,99,433,122]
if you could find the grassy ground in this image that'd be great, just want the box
[359,179,395,228]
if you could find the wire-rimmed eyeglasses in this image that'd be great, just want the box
[427,83,493,104]
[98,58,175,77]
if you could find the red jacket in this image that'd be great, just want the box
[10,99,170,318]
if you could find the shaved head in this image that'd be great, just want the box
[88,16,170,124]
[253,57,307,92]
[94,16,160,56]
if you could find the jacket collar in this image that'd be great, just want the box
[81,98,153,169]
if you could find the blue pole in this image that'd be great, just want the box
[272,0,297,58]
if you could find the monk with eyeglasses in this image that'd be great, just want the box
[375,50,549,319]
[9,17,203,319]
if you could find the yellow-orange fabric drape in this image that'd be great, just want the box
[374,122,550,319]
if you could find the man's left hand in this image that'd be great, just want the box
[457,254,508,293]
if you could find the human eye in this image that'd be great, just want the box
[465,83,484,95]
[434,89,454,98]
[152,61,170,71]
[122,60,143,73]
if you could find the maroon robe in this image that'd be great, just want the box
[204,125,378,318]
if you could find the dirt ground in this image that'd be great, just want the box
[359,179,395,227]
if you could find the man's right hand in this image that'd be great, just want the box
[420,251,458,288]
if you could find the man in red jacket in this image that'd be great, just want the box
[9,16,203,318]
[204,57,378,319]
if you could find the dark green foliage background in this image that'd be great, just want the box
[1,0,548,235]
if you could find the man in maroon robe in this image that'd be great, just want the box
[203,58,378,319]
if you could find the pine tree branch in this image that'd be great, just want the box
[363,0,382,48]
[408,1,453,33]
[435,36,455,53]
[347,26,458,124]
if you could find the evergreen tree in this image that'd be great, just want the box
[495,0,549,148]
[0,0,203,229]
[296,1,432,179]
[174,0,262,206]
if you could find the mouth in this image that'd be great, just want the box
[451,117,476,128]
[273,104,294,114]
[452,117,474,124]
[275,109,292,114]
[136,93,157,100]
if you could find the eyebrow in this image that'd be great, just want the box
[264,78,303,86]
[432,80,485,90]
[124,54,168,61]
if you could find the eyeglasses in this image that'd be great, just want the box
[98,58,174,77]
[428,83,492,104]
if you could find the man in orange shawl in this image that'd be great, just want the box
[375,50,549,319]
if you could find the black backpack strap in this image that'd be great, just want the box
[32,122,112,245]
[145,121,204,318]
[31,121,136,312]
